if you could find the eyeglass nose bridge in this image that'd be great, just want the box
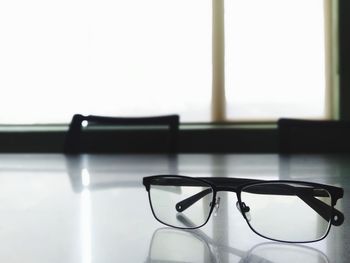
[210,197,221,216]
[236,201,251,221]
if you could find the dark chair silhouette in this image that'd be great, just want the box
[64,114,179,154]
[278,118,350,153]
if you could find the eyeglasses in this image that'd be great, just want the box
[143,175,344,243]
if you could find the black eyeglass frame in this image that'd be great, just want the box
[143,175,344,243]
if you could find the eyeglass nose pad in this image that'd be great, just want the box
[210,197,221,217]
[236,201,251,221]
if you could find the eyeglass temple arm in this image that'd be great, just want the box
[175,188,213,212]
[175,186,344,226]
[298,192,344,226]
[251,184,344,226]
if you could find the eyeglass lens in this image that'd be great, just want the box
[241,182,332,242]
[149,177,214,229]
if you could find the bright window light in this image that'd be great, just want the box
[225,0,327,120]
[0,0,330,124]
[0,0,211,124]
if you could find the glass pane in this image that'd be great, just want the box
[0,0,211,124]
[241,183,332,242]
[225,0,327,120]
[149,177,214,228]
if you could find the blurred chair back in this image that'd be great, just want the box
[278,118,350,153]
[64,114,179,154]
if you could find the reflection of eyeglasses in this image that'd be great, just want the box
[143,175,344,243]
[147,228,330,263]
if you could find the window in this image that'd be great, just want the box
[225,0,330,121]
[0,0,333,124]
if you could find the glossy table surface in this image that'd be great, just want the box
[0,153,349,263]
